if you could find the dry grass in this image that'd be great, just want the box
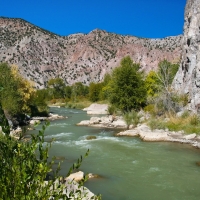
[148,112,200,134]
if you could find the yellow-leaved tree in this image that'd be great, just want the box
[10,65,36,113]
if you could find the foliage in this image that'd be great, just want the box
[144,60,181,115]
[0,102,101,199]
[100,73,112,100]
[109,56,147,113]
[123,110,141,129]
[107,105,117,115]
[11,65,36,113]
[147,118,165,131]
[64,86,72,99]
[157,59,179,87]
[71,82,89,102]
[147,112,200,134]
[145,70,159,97]
[0,63,23,115]
[48,77,66,99]
[30,89,49,117]
[154,60,180,113]
[143,104,156,116]
[89,82,103,102]
[0,63,36,115]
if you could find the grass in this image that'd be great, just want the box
[147,112,200,134]
[66,99,110,110]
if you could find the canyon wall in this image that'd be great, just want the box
[173,0,200,111]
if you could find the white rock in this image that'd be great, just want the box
[66,171,84,182]
[83,103,108,114]
[77,120,90,126]
[183,133,196,140]
[89,117,101,124]
[29,119,40,125]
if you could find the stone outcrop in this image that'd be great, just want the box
[77,115,127,128]
[173,0,200,111]
[0,17,182,88]
[117,124,200,148]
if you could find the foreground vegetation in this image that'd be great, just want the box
[0,102,101,199]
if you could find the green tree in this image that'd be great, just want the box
[100,73,112,100]
[48,78,65,99]
[145,70,160,97]
[89,82,103,102]
[30,89,49,116]
[0,63,24,115]
[64,86,72,100]
[71,82,89,102]
[109,56,147,113]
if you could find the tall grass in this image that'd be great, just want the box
[147,112,200,134]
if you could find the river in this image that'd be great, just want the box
[28,107,200,200]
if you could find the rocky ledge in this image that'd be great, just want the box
[117,124,200,148]
[77,115,127,129]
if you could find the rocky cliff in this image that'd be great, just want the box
[173,0,200,111]
[0,17,182,88]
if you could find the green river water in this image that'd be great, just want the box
[28,107,200,200]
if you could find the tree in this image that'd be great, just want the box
[157,59,179,90]
[71,82,89,102]
[30,89,49,116]
[100,73,112,100]
[11,65,36,113]
[89,82,103,102]
[48,78,65,99]
[155,60,180,112]
[145,70,160,97]
[0,63,34,115]
[109,56,147,113]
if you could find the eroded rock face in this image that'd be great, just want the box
[173,0,200,111]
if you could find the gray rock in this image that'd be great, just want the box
[173,0,200,112]
[89,117,101,124]
[183,133,196,140]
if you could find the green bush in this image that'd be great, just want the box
[108,105,117,115]
[144,104,156,116]
[123,110,141,129]
[0,103,101,199]
[190,114,200,126]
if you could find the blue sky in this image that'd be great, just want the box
[0,0,186,38]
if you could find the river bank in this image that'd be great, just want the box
[77,104,200,149]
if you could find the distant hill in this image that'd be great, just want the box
[0,17,182,88]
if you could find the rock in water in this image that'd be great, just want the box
[173,0,200,112]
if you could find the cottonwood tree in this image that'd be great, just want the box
[0,63,35,115]
[109,56,147,113]
[153,60,179,113]
[47,78,66,99]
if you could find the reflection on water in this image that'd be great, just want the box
[28,107,200,200]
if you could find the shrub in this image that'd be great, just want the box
[123,110,141,129]
[190,114,200,126]
[144,104,156,116]
[108,105,117,115]
[0,103,101,199]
